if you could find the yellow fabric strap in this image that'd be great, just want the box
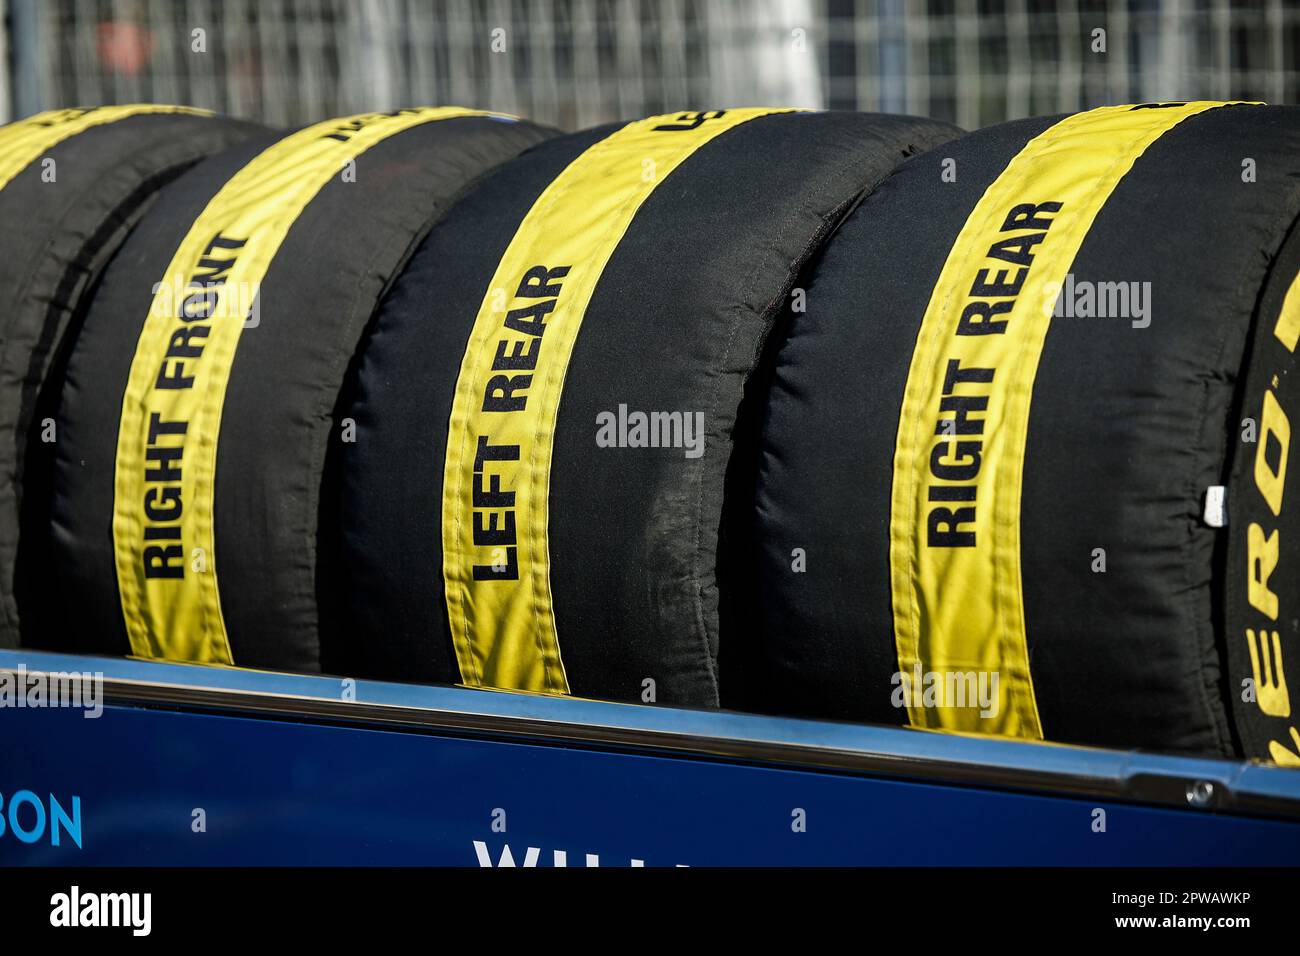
[113,107,496,663]
[889,102,1238,737]
[0,105,209,191]
[442,108,793,693]
[1274,268,1300,353]
[1253,247,1300,766]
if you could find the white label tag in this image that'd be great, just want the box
[1204,486,1227,528]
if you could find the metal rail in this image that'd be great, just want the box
[2,648,1298,821]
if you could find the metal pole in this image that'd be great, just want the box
[0,0,11,122]
[10,0,41,118]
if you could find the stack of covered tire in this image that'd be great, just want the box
[22,98,1299,769]
[41,108,556,673]
[0,105,265,647]
[739,101,1300,764]
[338,109,961,707]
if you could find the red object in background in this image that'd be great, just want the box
[97,21,154,75]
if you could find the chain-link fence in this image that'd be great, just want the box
[3,0,1298,128]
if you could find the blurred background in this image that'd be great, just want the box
[1,0,1296,130]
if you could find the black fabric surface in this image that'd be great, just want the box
[340,124,611,684]
[1021,103,1300,755]
[0,111,265,647]
[341,110,961,704]
[744,113,1057,723]
[44,114,555,668]
[748,103,1300,756]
